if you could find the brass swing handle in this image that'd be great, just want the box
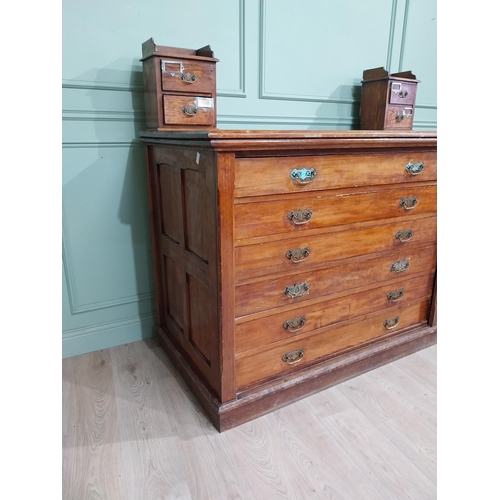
[180,72,197,83]
[283,316,306,333]
[287,209,313,225]
[282,348,305,365]
[384,316,400,330]
[284,282,309,299]
[290,167,317,185]
[400,196,418,210]
[391,259,410,273]
[182,105,198,116]
[387,288,404,302]
[406,162,424,176]
[395,229,413,242]
[286,247,310,263]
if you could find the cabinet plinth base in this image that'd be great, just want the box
[157,324,436,432]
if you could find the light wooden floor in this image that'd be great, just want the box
[62,338,437,500]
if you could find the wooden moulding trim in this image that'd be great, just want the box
[157,323,436,432]
[216,152,237,403]
[139,130,437,153]
[209,138,437,152]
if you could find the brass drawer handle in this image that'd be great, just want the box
[399,90,409,98]
[400,196,418,210]
[384,316,400,330]
[391,259,409,273]
[287,209,313,225]
[182,105,198,116]
[387,288,404,302]
[290,167,317,185]
[406,161,424,175]
[286,247,311,263]
[282,348,305,365]
[395,229,413,242]
[180,72,197,83]
[395,107,413,121]
[284,282,309,299]
[283,316,306,333]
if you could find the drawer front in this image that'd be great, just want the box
[385,105,415,129]
[235,273,435,354]
[234,152,436,198]
[163,95,215,126]
[388,81,417,105]
[235,299,430,389]
[235,245,436,318]
[235,216,437,281]
[160,58,214,94]
[235,185,436,241]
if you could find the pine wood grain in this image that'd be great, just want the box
[62,340,437,500]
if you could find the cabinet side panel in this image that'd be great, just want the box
[147,143,222,398]
[158,165,183,244]
[184,168,211,263]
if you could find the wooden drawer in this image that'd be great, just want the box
[160,58,214,94]
[235,216,437,281]
[235,273,435,354]
[235,244,436,318]
[235,299,430,390]
[163,95,215,126]
[385,105,415,129]
[388,81,417,105]
[235,185,436,241]
[234,152,436,198]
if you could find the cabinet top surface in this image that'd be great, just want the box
[140,129,437,152]
[140,129,436,140]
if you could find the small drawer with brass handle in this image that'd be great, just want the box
[160,58,215,94]
[290,167,317,185]
[163,95,215,126]
[284,282,309,299]
[282,348,305,365]
[283,316,307,333]
[383,316,400,330]
[286,247,310,263]
[395,229,413,243]
[287,209,313,225]
[399,196,418,210]
[389,82,417,105]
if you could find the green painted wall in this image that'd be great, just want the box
[62,0,437,357]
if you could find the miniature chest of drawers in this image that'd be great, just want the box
[140,129,437,431]
[360,67,420,130]
[141,38,218,130]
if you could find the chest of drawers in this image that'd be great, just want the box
[140,129,437,431]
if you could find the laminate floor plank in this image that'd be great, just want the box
[267,400,387,500]
[224,417,325,500]
[311,387,436,500]
[414,344,437,365]
[62,342,437,500]
[147,345,257,500]
[62,349,127,500]
[110,341,192,500]
[337,374,437,484]
[364,363,437,434]
[391,349,437,395]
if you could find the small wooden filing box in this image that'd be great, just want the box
[141,38,218,130]
[360,67,420,130]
